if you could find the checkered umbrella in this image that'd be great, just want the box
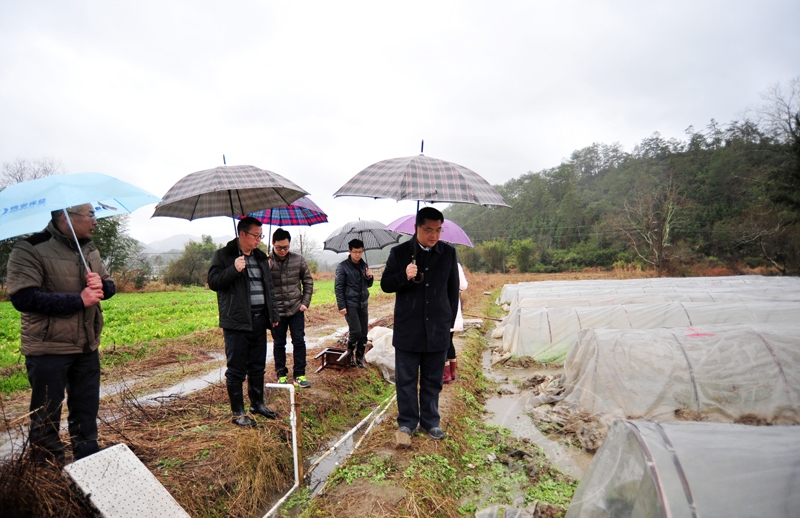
[323,220,402,263]
[152,165,308,221]
[241,196,328,227]
[333,154,510,207]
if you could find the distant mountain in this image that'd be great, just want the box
[143,234,230,253]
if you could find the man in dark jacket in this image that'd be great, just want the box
[335,239,374,368]
[7,204,115,464]
[381,207,459,440]
[269,228,314,388]
[208,217,280,428]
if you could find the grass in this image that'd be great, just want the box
[0,279,377,394]
[303,328,578,517]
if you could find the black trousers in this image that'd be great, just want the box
[271,311,307,378]
[395,348,448,431]
[344,305,369,349]
[223,312,268,385]
[25,350,101,462]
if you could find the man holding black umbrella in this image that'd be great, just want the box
[381,207,459,440]
[208,217,281,428]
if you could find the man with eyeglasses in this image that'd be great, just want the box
[6,203,115,464]
[208,217,281,428]
[268,228,314,388]
[381,207,459,441]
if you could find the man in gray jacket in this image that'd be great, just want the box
[7,204,115,464]
[269,228,314,388]
[208,217,281,427]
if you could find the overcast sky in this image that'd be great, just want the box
[2,1,798,250]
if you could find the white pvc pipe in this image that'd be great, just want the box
[306,392,395,472]
[352,394,396,452]
[262,383,299,518]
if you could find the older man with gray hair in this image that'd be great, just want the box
[6,203,115,464]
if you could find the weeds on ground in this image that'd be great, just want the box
[305,330,577,518]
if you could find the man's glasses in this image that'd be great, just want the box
[274,245,290,251]
[243,231,264,240]
[419,226,443,235]
[68,212,97,221]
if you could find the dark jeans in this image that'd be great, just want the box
[395,348,447,431]
[270,311,306,378]
[344,306,369,348]
[223,312,268,385]
[25,350,101,462]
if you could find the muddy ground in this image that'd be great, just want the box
[0,272,612,517]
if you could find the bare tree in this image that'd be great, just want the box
[290,229,321,258]
[617,176,683,277]
[751,77,800,222]
[1,157,64,190]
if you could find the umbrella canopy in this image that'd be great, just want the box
[0,172,161,242]
[385,214,473,247]
[152,165,308,221]
[333,154,510,208]
[323,220,402,254]
[240,196,328,227]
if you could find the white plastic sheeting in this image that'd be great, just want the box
[566,420,800,518]
[499,275,800,304]
[553,324,800,425]
[501,301,800,363]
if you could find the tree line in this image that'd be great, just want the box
[445,79,800,276]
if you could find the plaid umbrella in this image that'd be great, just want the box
[241,196,328,227]
[333,154,510,208]
[385,214,473,247]
[152,165,308,221]
[323,220,402,264]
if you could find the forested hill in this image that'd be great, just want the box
[444,118,800,276]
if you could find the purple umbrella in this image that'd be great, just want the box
[385,214,473,247]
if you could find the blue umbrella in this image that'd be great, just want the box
[0,172,161,269]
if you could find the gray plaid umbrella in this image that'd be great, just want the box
[152,165,308,221]
[323,220,402,263]
[333,154,510,207]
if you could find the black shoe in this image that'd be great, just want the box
[348,347,357,367]
[356,357,366,368]
[398,426,415,437]
[422,427,445,440]
[249,402,279,419]
[232,414,258,428]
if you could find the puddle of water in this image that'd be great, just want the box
[482,350,592,479]
[484,392,592,479]
[306,428,365,495]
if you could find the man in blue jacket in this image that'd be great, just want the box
[335,239,374,368]
[381,207,459,440]
[208,217,280,428]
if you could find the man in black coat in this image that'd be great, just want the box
[208,217,280,428]
[335,238,374,368]
[381,207,459,440]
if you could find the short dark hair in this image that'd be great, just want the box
[237,217,262,235]
[348,239,364,250]
[272,228,291,243]
[416,207,444,227]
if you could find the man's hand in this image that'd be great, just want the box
[86,272,103,290]
[365,267,373,278]
[339,308,347,315]
[272,322,280,328]
[406,263,418,280]
[299,304,308,312]
[234,256,246,272]
[81,286,103,307]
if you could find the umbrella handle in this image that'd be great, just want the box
[64,210,91,273]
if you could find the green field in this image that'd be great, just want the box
[0,281,386,393]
